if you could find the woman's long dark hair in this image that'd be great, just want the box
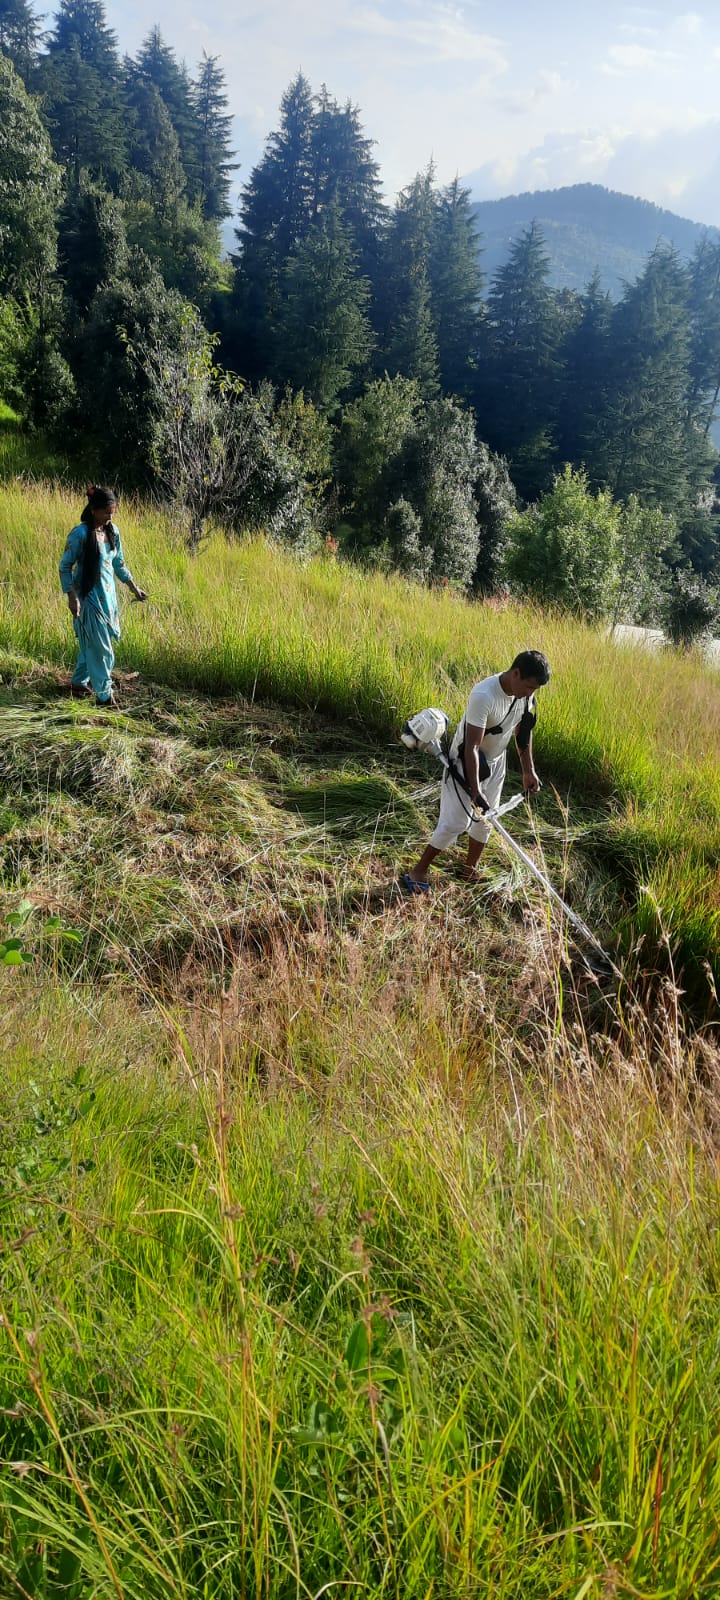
[78,485,118,598]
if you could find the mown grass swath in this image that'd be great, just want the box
[2,477,720,982]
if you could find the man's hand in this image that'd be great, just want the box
[67,592,81,619]
[523,767,541,796]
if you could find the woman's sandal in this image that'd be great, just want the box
[401,872,431,895]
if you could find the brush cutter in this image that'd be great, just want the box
[401,712,619,979]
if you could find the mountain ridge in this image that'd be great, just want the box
[467,181,720,298]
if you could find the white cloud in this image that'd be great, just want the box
[673,11,703,37]
[603,42,679,73]
[346,6,508,69]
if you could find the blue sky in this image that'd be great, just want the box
[99,0,720,224]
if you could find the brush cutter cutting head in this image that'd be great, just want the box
[400,708,449,752]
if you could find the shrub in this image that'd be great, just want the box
[664,568,719,650]
[502,464,620,620]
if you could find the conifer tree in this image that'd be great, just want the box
[58,177,127,315]
[310,88,384,277]
[597,246,695,512]
[429,177,482,397]
[556,270,613,475]
[0,0,39,83]
[381,167,440,396]
[275,202,372,410]
[133,28,200,200]
[475,221,558,498]
[193,51,236,221]
[38,0,127,186]
[687,236,720,439]
[232,72,315,379]
[124,73,185,217]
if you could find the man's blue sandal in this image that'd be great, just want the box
[402,873,431,895]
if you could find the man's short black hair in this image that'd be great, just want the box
[511,649,551,685]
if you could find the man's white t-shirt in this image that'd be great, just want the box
[450,674,532,766]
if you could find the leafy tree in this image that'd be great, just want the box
[0,0,39,82]
[383,497,430,581]
[132,27,199,200]
[502,465,621,619]
[401,396,481,585]
[664,568,719,650]
[39,0,127,186]
[67,250,193,478]
[429,177,482,397]
[123,194,222,311]
[472,442,517,594]
[274,203,373,410]
[0,53,61,297]
[193,51,236,221]
[0,54,70,426]
[335,374,421,529]
[337,379,482,586]
[609,496,676,625]
[475,221,558,499]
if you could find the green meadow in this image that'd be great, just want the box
[2,478,720,1597]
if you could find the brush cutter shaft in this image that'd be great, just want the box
[489,816,611,961]
[432,746,616,972]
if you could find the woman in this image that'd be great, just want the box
[59,485,147,707]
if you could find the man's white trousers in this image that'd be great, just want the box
[429,752,506,849]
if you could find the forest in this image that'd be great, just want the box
[2,0,720,634]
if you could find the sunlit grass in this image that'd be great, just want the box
[2,477,720,980]
[1,966,719,1598]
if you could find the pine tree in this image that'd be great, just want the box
[193,51,236,221]
[429,177,482,397]
[687,236,720,439]
[475,221,558,498]
[309,88,384,277]
[275,202,373,410]
[133,28,200,201]
[381,167,439,396]
[598,246,695,512]
[232,72,315,380]
[58,177,127,314]
[556,270,613,474]
[124,72,186,217]
[38,0,127,186]
[0,0,39,83]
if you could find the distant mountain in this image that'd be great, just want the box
[467,183,720,299]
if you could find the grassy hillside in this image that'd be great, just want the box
[3,479,720,1596]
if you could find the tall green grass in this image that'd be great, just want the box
[1,971,719,1598]
[2,478,720,981]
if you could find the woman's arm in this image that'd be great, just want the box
[111,533,146,600]
[59,526,84,616]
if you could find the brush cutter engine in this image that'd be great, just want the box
[400,707,449,754]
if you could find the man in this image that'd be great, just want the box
[402,648,551,892]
